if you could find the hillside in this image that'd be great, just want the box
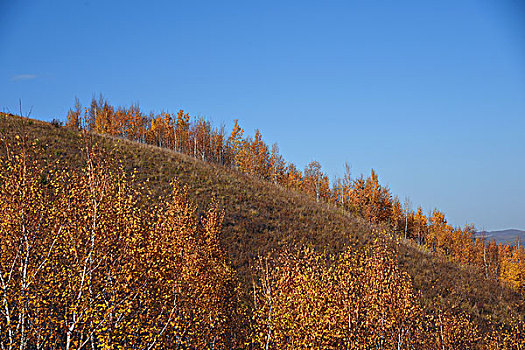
[1,112,524,347]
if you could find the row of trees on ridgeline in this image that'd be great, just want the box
[66,96,524,295]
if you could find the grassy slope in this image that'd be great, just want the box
[1,113,522,329]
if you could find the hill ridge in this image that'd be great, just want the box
[1,112,524,347]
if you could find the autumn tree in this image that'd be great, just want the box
[413,207,427,245]
[500,243,525,292]
[91,95,115,134]
[236,130,271,179]
[390,197,404,236]
[191,117,212,161]
[126,103,148,143]
[349,169,392,223]
[226,119,244,168]
[427,209,449,253]
[451,224,476,264]
[65,97,82,129]
[85,96,98,131]
[269,143,286,184]
[147,112,174,148]
[280,163,303,191]
[403,197,412,239]
[175,110,191,154]
[303,160,330,202]
[210,124,226,165]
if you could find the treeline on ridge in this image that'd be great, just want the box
[65,96,525,295]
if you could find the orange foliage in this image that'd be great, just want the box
[0,140,244,349]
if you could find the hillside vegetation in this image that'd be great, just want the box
[0,111,524,349]
[62,96,525,295]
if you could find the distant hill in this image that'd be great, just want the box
[475,229,525,245]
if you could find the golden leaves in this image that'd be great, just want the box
[0,141,243,349]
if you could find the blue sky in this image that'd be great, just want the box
[1,0,524,231]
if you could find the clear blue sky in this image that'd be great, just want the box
[1,0,524,231]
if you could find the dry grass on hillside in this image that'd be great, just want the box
[1,112,523,332]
